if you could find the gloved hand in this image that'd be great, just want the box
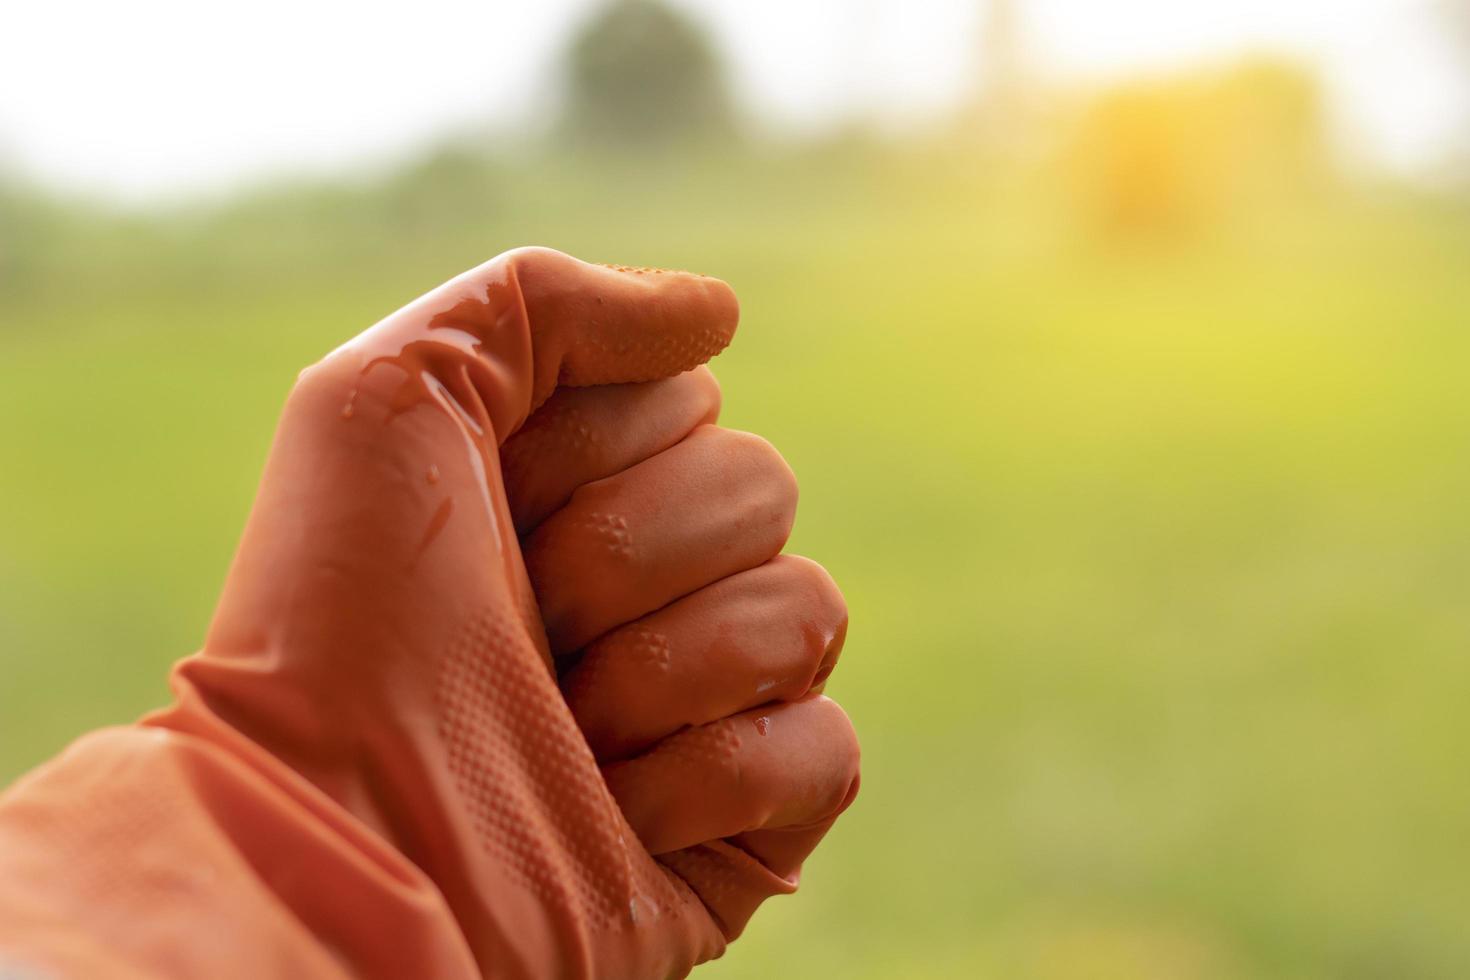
[0,248,859,979]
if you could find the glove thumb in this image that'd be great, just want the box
[337,247,739,442]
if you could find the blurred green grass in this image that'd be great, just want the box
[3,153,1470,978]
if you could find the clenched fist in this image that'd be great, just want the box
[0,248,859,980]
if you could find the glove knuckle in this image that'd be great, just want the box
[715,428,798,509]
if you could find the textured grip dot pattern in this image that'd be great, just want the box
[567,280,733,390]
[436,605,686,931]
[562,627,673,734]
[635,717,744,779]
[501,398,598,472]
[571,325,733,389]
[572,627,673,699]
[577,512,635,560]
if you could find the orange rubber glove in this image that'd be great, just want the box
[0,248,859,979]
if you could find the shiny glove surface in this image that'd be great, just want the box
[0,248,859,980]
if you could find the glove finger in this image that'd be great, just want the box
[525,425,797,657]
[338,247,737,442]
[657,816,850,942]
[601,695,861,857]
[730,818,847,882]
[564,555,847,762]
[500,367,722,535]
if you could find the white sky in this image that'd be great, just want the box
[0,0,1464,200]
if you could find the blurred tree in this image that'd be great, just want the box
[0,181,66,307]
[559,0,735,149]
[379,142,502,236]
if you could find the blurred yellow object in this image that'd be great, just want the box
[1066,59,1329,237]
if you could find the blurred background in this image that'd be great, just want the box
[3,1,1470,976]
